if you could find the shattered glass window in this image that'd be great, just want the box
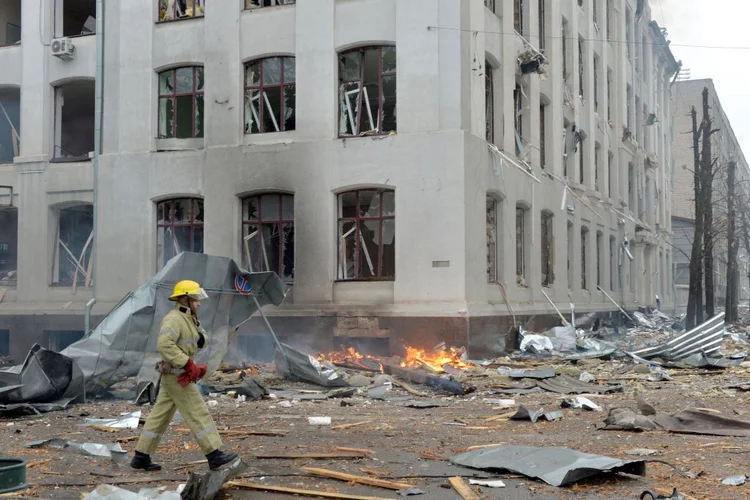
[541,211,554,286]
[484,0,495,12]
[159,0,204,21]
[487,198,497,283]
[242,193,294,282]
[156,198,204,271]
[516,206,526,285]
[245,0,296,8]
[338,46,397,137]
[158,67,204,139]
[55,204,94,286]
[0,207,17,287]
[485,63,494,143]
[581,227,588,290]
[337,189,395,280]
[245,57,296,134]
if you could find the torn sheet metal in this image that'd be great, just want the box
[83,484,184,500]
[450,445,646,487]
[566,339,620,360]
[536,374,623,394]
[630,313,725,361]
[498,366,556,379]
[603,408,750,437]
[519,334,554,353]
[0,399,74,416]
[510,405,545,423]
[488,386,542,395]
[0,344,84,411]
[26,438,128,462]
[181,458,247,500]
[274,343,349,388]
[675,352,745,369]
[561,396,602,411]
[84,411,141,429]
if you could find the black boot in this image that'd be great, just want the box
[206,449,239,471]
[130,451,162,471]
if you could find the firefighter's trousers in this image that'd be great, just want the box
[135,373,223,455]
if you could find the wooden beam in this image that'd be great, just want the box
[448,477,480,500]
[330,421,372,431]
[253,451,368,459]
[225,481,394,500]
[301,467,415,491]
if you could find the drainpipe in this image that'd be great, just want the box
[92,0,104,299]
[84,298,96,334]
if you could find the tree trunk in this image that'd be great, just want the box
[701,87,715,318]
[686,106,703,330]
[740,200,750,312]
[725,160,738,323]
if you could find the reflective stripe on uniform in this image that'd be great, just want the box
[141,429,163,439]
[160,328,179,341]
[194,425,217,440]
[178,338,197,346]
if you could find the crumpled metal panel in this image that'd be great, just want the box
[535,374,623,394]
[604,407,750,437]
[450,445,646,486]
[630,312,725,361]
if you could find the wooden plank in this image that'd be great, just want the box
[254,451,368,460]
[301,467,415,491]
[173,428,286,437]
[335,447,373,455]
[330,421,372,431]
[225,481,394,500]
[392,378,429,397]
[448,476,480,500]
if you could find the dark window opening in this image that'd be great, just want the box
[487,197,497,283]
[608,151,613,198]
[538,0,545,50]
[338,46,396,137]
[516,205,527,285]
[156,198,204,271]
[54,81,94,161]
[1,0,21,45]
[54,204,93,286]
[245,0,296,8]
[245,57,296,134]
[47,330,84,352]
[567,221,574,288]
[541,211,554,286]
[484,0,495,12]
[0,88,20,163]
[159,0,204,21]
[539,103,546,169]
[593,55,599,111]
[0,207,17,286]
[610,235,617,291]
[594,143,601,191]
[0,330,8,359]
[242,193,295,282]
[596,231,603,287]
[57,0,96,37]
[578,37,584,96]
[514,0,524,34]
[485,62,494,143]
[578,133,585,184]
[606,69,612,121]
[514,84,523,156]
[337,189,395,281]
[581,227,588,290]
[562,20,569,82]
[158,66,204,139]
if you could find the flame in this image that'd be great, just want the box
[319,346,383,371]
[399,346,473,372]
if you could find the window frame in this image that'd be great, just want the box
[244,56,296,135]
[485,62,494,143]
[53,204,94,286]
[157,66,205,139]
[245,0,296,9]
[581,226,589,290]
[338,46,397,138]
[541,210,554,287]
[515,205,528,285]
[156,197,204,270]
[158,0,205,22]
[337,189,395,281]
[241,193,295,282]
[487,197,498,283]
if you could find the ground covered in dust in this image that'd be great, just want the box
[4,355,750,500]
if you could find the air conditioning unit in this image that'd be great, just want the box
[51,37,75,60]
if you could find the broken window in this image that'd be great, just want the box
[47,330,84,352]
[242,193,294,282]
[1,0,21,45]
[606,69,612,121]
[513,0,523,34]
[541,211,554,286]
[562,20,569,83]
[484,0,495,12]
[578,37,584,96]
[578,132,585,184]
[245,0,295,8]
[53,204,93,286]
[337,189,395,280]
[515,205,527,286]
[593,55,599,112]
[513,84,523,157]
[54,81,94,161]
[581,226,588,290]
[539,103,546,169]
[610,235,616,291]
[607,151,613,198]
[594,143,601,192]
[159,0,204,22]
[0,88,20,163]
[596,230,603,287]
[0,206,17,286]
[487,197,498,283]
[245,57,296,134]
[485,62,494,143]
[338,46,396,137]
[56,0,96,37]
[538,0,545,50]
[567,221,574,288]
[156,198,204,271]
[158,66,204,139]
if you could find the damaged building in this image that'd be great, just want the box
[0,0,677,361]
[670,79,750,312]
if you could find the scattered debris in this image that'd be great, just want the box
[640,488,687,499]
[26,439,128,462]
[560,396,602,411]
[301,467,416,491]
[721,474,747,486]
[448,476,480,500]
[308,416,332,426]
[630,313,725,361]
[498,366,556,379]
[536,374,623,394]
[625,449,660,456]
[510,405,545,423]
[450,445,646,487]
[468,478,506,488]
[82,484,184,500]
[225,481,394,499]
[604,408,750,436]
[84,411,141,429]
[181,458,247,500]
[578,371,596,383]
[401,400,450,408]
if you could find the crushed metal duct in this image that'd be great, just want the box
[629,312,725,361]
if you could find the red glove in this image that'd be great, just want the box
[177,359,208,387]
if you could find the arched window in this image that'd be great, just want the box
[244,57,296,134]
[158,66,204,139]
[337,189,395,280]
[338,46,396,137]
[241,193,294,282]
[156,198,204,270]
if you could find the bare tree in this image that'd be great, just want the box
[686,106,704,329]
[701,87,719,318]
[725,160,739,322]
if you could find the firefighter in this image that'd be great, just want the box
[131,280,239,472]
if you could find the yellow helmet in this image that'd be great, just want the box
[169,280,209,301]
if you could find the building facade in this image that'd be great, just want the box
[670,79,750,312]
[0,0,678,362]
